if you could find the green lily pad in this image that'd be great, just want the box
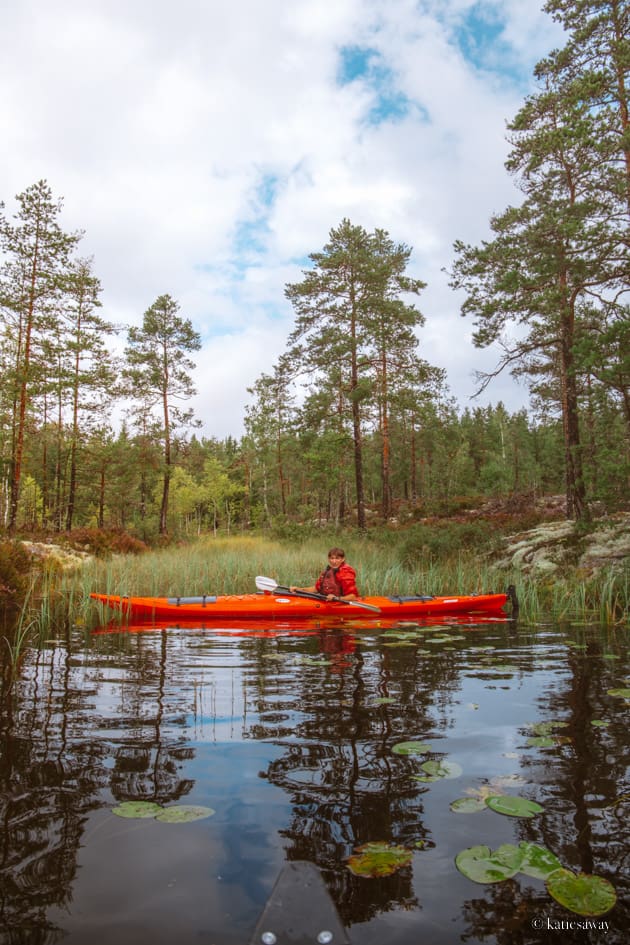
[346,842,412,878]
[155,805,216,823]
[546,869,617,917]
[485,795,543,818]
[112,801,163,819]
[392,741,432,755]
[590,719,610,728]
[607,688,630,699]
[526,736,556,747]
[455,844,518,884]
[420,760,463,780]
[373,697,397,705]
[503,841,563,879]
[450,797,487,813]
[529,720,569,736]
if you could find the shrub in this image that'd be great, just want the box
[0,541,32,611]
[399,521,497,568]
[64,528,149,557]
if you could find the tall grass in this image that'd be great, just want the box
[1,578,39,677]
[14,534,630,636]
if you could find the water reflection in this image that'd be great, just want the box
[0,618,627,944]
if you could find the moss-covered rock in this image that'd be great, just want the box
[493,513,630,576]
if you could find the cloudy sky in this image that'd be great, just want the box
[1,0,564,437]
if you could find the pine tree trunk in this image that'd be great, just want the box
[559,287,587,521]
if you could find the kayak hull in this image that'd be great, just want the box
[90,590,510,622]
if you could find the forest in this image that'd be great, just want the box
[0,0,628,541]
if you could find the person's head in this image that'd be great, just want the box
[327,547,345,565]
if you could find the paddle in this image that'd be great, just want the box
[255,575,381,613]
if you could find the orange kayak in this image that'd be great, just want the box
[90,589,513,622]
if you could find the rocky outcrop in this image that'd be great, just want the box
[493,513,630,576]
[20,541,93,571]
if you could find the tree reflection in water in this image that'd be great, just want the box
[0,619,626,944]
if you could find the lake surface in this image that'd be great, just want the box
[0,614,628,944]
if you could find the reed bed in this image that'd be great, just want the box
[11,534,630,642]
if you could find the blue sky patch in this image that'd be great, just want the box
[455,5,505,70]
[337,45,379,84]
[337,43,415,125]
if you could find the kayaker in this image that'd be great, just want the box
[291,547,359,601]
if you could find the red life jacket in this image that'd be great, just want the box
[316,563,358,597]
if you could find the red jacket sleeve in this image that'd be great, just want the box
[337,563,358,596]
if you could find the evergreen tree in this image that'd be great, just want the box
[450,8,626,521]
[61,257,117,530]
[244,359,295,521]
[123,294,201,535]
[0,181,80,529]
[285,219,426,529]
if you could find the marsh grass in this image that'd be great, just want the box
[1,578,40,676]
[14,534,630,636]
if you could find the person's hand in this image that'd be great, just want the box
[325,594,337,601]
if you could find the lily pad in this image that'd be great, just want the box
[546,869,617,917]
[607,688,630,699]
[455,844,518,884]
[504,841,563,879]
[529,720,569,736]
[372,697,397,705]
[450,797,487,813]
[392,740,432,756]
[420,760,463,780]
[485,795,543,818]
[590,719,610,728]
[155,805,216,823]
[112,801,163,819]
[346,841,412,878]
[526,736,556,748]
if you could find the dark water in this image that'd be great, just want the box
[0,616,628,944]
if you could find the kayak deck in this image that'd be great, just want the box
[90,589,512,622]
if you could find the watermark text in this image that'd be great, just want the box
[531,916,610,932]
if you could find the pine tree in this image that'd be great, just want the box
[285,219,426,528]
[123,294,201,535]
[450,1,628,521]
[0,181,80,529]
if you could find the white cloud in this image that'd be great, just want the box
[0,0,564,437]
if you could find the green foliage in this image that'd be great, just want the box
[398,521,497,568]
[0,541,32,610]
[450,1,629,523]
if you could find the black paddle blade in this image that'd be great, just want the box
[249,860,349,945]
